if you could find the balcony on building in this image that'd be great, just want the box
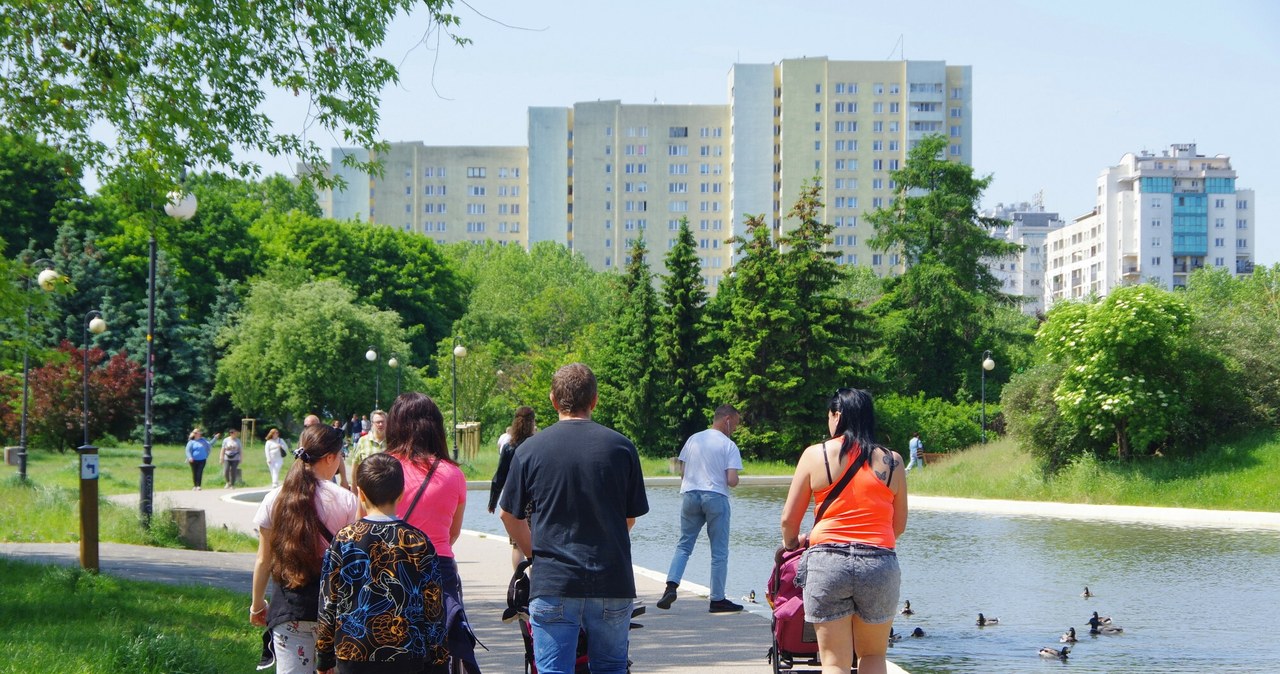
[1237,259,1255,275]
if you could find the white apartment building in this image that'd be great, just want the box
[981,200,1065,316]
[321,142,528,246]
[1046,144,1256,304]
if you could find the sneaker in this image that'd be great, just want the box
[657,584,678,610]
[709,599,744,613]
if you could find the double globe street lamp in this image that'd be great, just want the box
[81,312,108,447]
[365,346,381,410]
[388,354,401,398]
[451,342,466,461]
[17,258,60,482]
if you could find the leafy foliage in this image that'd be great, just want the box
[0,0,468,193]
[0,341,143,451]
[0,132,88,254]
[215,277,413,427]
[875,393,988,455]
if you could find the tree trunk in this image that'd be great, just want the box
[1116,423,1131,461]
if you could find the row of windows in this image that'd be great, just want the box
[609,126,723,138]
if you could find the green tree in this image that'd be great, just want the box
[0,0,467,193]
[656,219,709,449]
[254,213,466,363]
[866,135,1021,400]
[595,236,665,455]
[216,277,412,428]
[0,132,87,254]
[1040,285,1195,460]
[777,180,864,418]
[706,214,800,459]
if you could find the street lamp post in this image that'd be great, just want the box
[81,312,108,447]
[17,258,59,482]
[981,350,995,443]
[451,342,467,461]
[388,354,401,398]
[140,188,198,526]
[365,346,380,409]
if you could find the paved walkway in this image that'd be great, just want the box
[4,487,912,673]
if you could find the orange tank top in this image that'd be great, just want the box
[809,447,896,549]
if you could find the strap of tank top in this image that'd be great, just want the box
[822,444,833,484]
[403,458,441,521]
[815,446,869,524]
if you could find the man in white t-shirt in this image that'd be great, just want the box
[657,404,744,613]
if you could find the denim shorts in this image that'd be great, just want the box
[795,543,900,624]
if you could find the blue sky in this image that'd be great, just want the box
[250,0,1280,263]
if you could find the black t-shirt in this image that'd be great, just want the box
[499,418,649,599]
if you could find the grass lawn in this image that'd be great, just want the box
[0,557,258,673]
[909,429,1280,512]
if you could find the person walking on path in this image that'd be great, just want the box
[264,428,287,488]
[385,392,480,674]
[905,432,924,472]
[315,452,448,674]
[305,414,350,490]
[348,409,387,488]
[780,388,908,674]
[489,406,537,570]
[657,404,744,613]
[500,363,650,674]
[184,428,211,490]
[221,428,244,489]
[249,424,360,674]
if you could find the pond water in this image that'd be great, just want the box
[462,485,1280,673]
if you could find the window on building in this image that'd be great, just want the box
[873,102,884,114]
[669,126,688,138]
[468,185,486,196]
[466,167,486,178]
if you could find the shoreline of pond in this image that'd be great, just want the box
[460,476,1280,530]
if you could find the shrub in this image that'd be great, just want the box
[1001,362,1101,473]
[875,393,985,455]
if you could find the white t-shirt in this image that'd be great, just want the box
[677,428,743,497]
[909,437,922,459]
[253,479,359,537]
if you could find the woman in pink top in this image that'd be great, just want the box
[781,388,907,674]
[385,391,478,673]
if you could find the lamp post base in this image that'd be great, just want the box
[16,447,27,482]
[139,461,155,527]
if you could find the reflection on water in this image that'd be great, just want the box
[464,485,1280,673]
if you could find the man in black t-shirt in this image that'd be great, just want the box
[500,363,649,674]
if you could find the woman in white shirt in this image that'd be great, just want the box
[264,428,287,488]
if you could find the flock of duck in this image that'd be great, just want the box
[891,586,1126,662]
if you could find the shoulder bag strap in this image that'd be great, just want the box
[814,446,869,524]
[403,458,442,521]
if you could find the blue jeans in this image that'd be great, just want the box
[529,596,632,674]
[665,490,731,601]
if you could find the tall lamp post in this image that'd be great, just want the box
[451,342,467,461]
[365,346,380,409]
[981,350,995,443]
[17,258,59,482]
[81,312,108,446]
[140,189,197,526]
[388,354,401,398]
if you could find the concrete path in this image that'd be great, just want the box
[6,487,917,673]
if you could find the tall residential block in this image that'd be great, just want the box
[1046,143,1256,304]
[981,200,1066,316]
[321,142,528,246]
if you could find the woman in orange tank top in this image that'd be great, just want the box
[780,388,908,674]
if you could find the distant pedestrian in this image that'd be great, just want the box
[305,414,349,490]
[264,428,287,488]
[185,428,211,490]
[361,415,370,435]
[657,404,745,613]
[349,409,387,489]
[489,406,537,570]
[221,429,243,488]
[906,432,924,472]
[496,426,512,453]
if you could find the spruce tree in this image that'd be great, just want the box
[657,218,709,451]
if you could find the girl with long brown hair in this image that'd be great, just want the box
[249,423,359,673]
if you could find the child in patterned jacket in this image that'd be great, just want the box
[316,453,449,674]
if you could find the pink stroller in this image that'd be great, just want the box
[765,547,854,673]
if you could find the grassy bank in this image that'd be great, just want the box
[0,557,257,673]
[909,430,1280,512]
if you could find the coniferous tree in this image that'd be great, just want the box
[778,180,866,421]
[706,215,801,459]
[657,218,709,451]
[595,236,665,455]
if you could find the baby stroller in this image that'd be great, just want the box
[766,547,855,673]
[504,559,644,674]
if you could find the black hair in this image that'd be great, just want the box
[829,388,883,461]
[356,452,404,508]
